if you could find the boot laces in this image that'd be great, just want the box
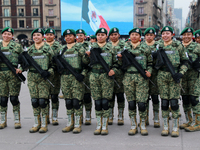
[41,116,46,127]
[102,118,107,130]
[172,119,178,132]
[33,116,39,127]
[74,116,80,128]
[130,117,136,129]
[141,119,146,130]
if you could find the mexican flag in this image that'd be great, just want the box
[82,0,110,33]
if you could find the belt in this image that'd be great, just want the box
[126,71,139,74]
[91,69,106,74]
[160,67,178,72]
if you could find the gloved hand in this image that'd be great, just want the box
[172,73,183,83]
[41,71,51,79]
[76,74,84,82]
[193,58,200,69]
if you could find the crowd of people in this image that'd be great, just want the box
[0,25,200,138]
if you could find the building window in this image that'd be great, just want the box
[138,19,144,27]
[4,20,10,27]
[19,9,24,16]
[3,0,9,5]
[48,9,54,16]
[33,20,39,28]
[33,8,38,16]
[32,0,38,5]
[138,7,144,14]
[49,0,53,4]
[4,9,9,17]
[19,20,24,28]
[18,0,24,5]
[49,21,54,27]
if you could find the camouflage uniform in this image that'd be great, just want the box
[0,40,23,129]
[27,43,54,133]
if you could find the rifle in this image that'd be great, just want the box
[19,51,54,87]
[53,47,90,90]
[90,48,120,88]
[0,48,26,83]
[121,49,156,87]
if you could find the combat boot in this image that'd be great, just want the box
[128,116,138,135]
[180,111,192,129]
[171,118,179,137]
[153,111,160,128]
[14,111,21,129]
[185,114,200,132]
[140,118,148,136]
[39,115,48,133]
[94,116,102,135]
[101,117,108,135]
[117,108,124,125]
[62,114,74,132]
[0,111,7,129]
[73,115,82,133]
[108,108,113,125]
[146,110,149,126]
[52,109,59,125]
[29,115,41,133]
[85,110,91,125]
[161,118,169,136]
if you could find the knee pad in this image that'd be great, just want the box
[39,99,48,108]
[51,94,58,103]
[73,99,81,110]
[190,95,199,106]
[170,99,179,111]
[31,98,39,108]
[138,102,146,112]
[161,99,169,111]
[83,93,91,104]
[111,93,115,102]
[0,97,8,107]
[128,101,136,110]
[65,99,73,110]
[182,95,190,105]
[95,99,102,111]
[117,93,125,103]
[151,95,159,104]
[102,98,109,110]
[10,96,19,106]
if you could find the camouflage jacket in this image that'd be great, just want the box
[157,40,189,75]
[81,41,90,52]
[0,40,23,68]
[50,41,62,55]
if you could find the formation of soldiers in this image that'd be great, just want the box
[0,25,200,138]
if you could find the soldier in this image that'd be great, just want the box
[156,26,188,137]
[90,35,97,43]
[143,27,160,128]
[0,27,23,129]
[85,28,119,135]
[26,28,54,133]
[179,27,200,132]
[194,29,200,44]
[61,29,89,134]
[108,27,125,125]
[76,29,92,125]
[117,28,153,136]
[44,28,62,125]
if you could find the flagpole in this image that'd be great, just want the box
[80,0,83,29]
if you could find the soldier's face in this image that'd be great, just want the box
[46,33,55,42]
[76,33,85,43]
[90,38,97,43]
[195,37,200,44]
[97,33,107,43]
[65,34,75,44]
[161,31,173,42]
[33,33,43,44]
[145,33,155,43]
[182,32,193,43]
[2,31,13,42]
[109,33,120,43]
[130,32,141,43]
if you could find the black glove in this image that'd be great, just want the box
[172,73,183,83]
[152,51,157,58]
[41,71,51,79]
[193,58,200,69]
[76,74,84,82]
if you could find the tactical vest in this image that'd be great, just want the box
[163,46,180,67]
[187,42,199,70]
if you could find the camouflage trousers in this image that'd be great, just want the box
[50,71,61,95]
[32,106,48,116]
[27,72,51,99]
[0,103,20,113]
[157,71,181,119]
[83,72,92,111]
[90,72,114,118]
[61,74,84,116]
[123,73,149,118]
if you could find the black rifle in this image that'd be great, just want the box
[90,48,120,88]
[121,49,156,87]
[53,47,90,90]
[0,48,26,83]
[156,48,185,93]
[19,51,54,87]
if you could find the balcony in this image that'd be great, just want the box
[43,26,61,30]
[136,13,147,16]
[45,4,56,6]
[136,1,147,5]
